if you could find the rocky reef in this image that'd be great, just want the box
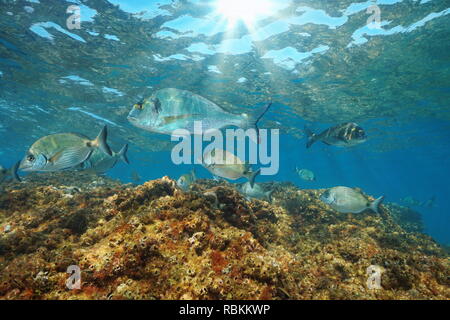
[0,173,448,300]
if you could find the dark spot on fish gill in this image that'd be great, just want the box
[153,98,161,113]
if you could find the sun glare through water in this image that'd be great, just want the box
[214,0,276,29]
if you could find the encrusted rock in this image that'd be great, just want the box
[0,172,448,300]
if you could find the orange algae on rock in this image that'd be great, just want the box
[0,172,448,300]
[210,250,228,275]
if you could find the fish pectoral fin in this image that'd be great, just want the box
[162,114,199,125]
[48,151,64,164]
[49,147,92,170]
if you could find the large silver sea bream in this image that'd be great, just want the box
[128,88,272,135]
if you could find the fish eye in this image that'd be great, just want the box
[27,154,35,162]
[134,102,144,110]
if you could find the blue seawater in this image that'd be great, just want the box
[0,0,449,246]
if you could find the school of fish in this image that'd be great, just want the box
[1,87,395,215]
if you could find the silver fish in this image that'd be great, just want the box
[295,167,315,181]
[19,126,112,172]
[176,168,197,191]
[305,122,366,148]
[202,148,260,187]
[422,196,437,208]
[127,88,272,135]
[401,195,437,208]
[78,144,129,174]
[238,182,273,202]
[400,196,422,207]
[320,186,384,214]
[130,170,141,183]
[0,161,21,183]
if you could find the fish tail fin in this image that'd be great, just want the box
[242,100,273,143]
[93,125,112,156]
[266,189,274,203]
[118,144,129,164]
[247,168,261,188]
[190,168,197,180]
[304,126,316,148]
[9,161,21,182]
[370,196,385,214]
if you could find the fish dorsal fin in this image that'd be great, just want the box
[190,168,197,180]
